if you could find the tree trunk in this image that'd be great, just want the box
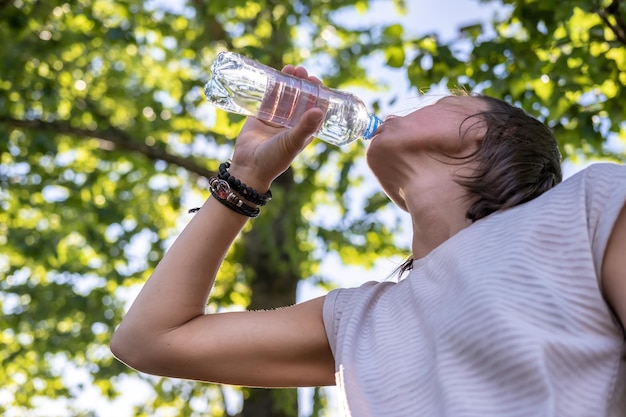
[239,170,304,417]
[240,389,298,417]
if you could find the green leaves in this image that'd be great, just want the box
[0,0,413,415]
[408,0,626,161]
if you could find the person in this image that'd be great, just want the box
[110,64,626,416]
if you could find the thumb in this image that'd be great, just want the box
[297,108,325,137]
[278,108,325,154]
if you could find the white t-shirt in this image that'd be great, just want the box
[324,163,626,417]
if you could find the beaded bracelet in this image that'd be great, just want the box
[218,162,272,206]
[208,177,260,218]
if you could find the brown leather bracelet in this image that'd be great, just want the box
[207,177,260,218]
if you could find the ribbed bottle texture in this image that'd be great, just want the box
[204,51,382,146]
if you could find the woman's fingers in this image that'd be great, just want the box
[292,66,309,79]
[308,75,323,85]
[282,64,296,75]
[282,65,322,84]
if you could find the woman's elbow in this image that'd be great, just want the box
[110,324,150,372]
[111,327,192,380]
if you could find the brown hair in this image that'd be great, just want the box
[396,94,562,276]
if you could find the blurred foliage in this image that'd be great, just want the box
[405,0,626,163]
[1,0,624,416]
[0,0,407,415]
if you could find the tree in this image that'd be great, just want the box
[0,0,406,415]
[403,0,625,163]
[2,0,624,416]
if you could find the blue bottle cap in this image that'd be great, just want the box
[362,114,383,140]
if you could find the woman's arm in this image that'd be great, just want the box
[602,202,626,330]
[111,66,335,387]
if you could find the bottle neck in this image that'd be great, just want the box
[362,114,383,140]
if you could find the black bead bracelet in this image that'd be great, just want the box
[218,162,272,206]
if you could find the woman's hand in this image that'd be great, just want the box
[228,65,325,189]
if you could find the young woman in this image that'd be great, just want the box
[111,66,626,416]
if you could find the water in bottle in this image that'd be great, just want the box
[204,51,382,146]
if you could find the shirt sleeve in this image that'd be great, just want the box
[322,281,385,360]
[584,163,626,286]
[322,288,341,358]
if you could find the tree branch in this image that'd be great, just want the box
[596,0,626,46]
[0,116,215,179]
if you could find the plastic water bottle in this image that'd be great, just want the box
[204,51,383,146]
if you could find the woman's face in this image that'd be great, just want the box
[365,95,487,209]
[367,95,486,156]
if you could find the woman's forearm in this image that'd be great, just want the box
[111,193,255,358]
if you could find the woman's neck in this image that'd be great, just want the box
[404,175,473,259]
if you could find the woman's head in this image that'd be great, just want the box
[456,94,562,221]
[377,93,564,275]
[367,93,562,221]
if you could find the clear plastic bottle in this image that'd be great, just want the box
[204,51,383,146]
